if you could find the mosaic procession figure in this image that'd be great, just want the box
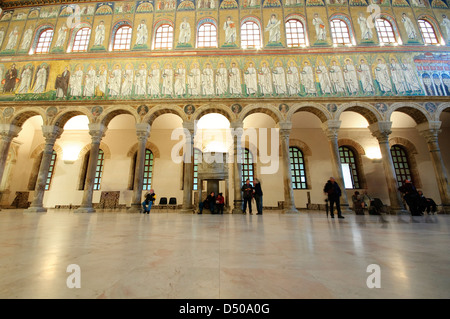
[229,62,242,95]
[329,61,346,94]
[286,62,300,95]
[300,61,317,95]
[135,64,148,95]
[5,26,19,50]
[374,59,392,93]
[216,62,228,95]
[109,65,122,97]
[258,62,272,95]
[54,23,68,48]
[244,62,258,95]
[174,63,186,96]
[33,65,48,94]
[201,63,214,96]
[343,59,359,95]
[188,63,201,96]
[148,64,161,96]
[316,60,333,94]
[162,64,174,96]
[121,65,134,96]
[84,65,96,97]
[401,59,422,92]
[70,66,83,97]
[358,59,375,93]
[390,58,407,94]
[96,65,107,96]
[17,65,33,94]
[19,28,33,50]
[272,61,287,95]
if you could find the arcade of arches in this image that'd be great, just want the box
[0,0,449,214]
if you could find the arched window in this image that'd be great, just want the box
[330,19,351,45]
[71,27,91,52]
[112,25,132,51]
[197,22,218,48]
[375,18,397,44]
[45,150,57,190]
[390,145,413,187]
[418,19,439,45]
[153,23,174,50]
[285,19,307,47]
[339,146,360,189]
[35,28,54,54]
[241,19,262,49]
[193,148,201,191]
[143,149,154,190]
[242,148,254,184]
[79,149,105,190]
[289,147,307,189]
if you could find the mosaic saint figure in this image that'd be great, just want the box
[178,17,191,44]
[162,64,174,96]
[201,63,214,96]
[265,14,281,43]
[223,16,237,44]
[55,66,70,98]
[17,65,33,94]
[5,26,19,50]
[216,62,228,95]
[329,61,346,94]
[374,59,392,93]
[148,63,161,96]
[286,62,300,95]
[300,62,317,95]
[316,60,333,94]
[357,59,374,93]
[401,13,417,39]
[312,13,326,41]
[390,58,406,94]
[20,27,33,50]
[94,21,105,46]
[136,20,148,45]
[272,62,287,95]
[343,59,359,95]
[188,63,201,96]
[84,65,96,97]
[174,63,186,96]
[357,13,373,40]
[135,64,148,95]
[244,62,258,95]
[96,65,107,96]
[258,62,273,95]
[109,65,122,96]
[33,64,48,94]
[229,62,242,95]
[121,65,134,96]
[70,66,84,97]
[55,23,68,48]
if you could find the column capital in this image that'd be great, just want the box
[135,123,150,141]
[416,121,441,144]
[88,123,106,143]
[0,124,22,142]
[41,125,63,143]
[278,121,292,137]
[321,120,341,140]
[369,121,392,142]
[230,121,244,130]
[182,121,195,134]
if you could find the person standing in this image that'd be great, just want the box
[216,193,225,214]
[254,178,263,215]
[142,189,156,214]
[241,179,254,214]
[206,191,216,214]
[323,177,345,219]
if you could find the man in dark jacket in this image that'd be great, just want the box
[254,178,263,215]
[241,179,254,214]
[323,177,344,219]
[398,179,421,216]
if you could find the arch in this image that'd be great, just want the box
[436,102,450,119]
[50,107,92,128]
[336,102,383,125]
[67,22,92,53]
[288,138,312,157]
[78,142,112,160]
[196,17,218,48]
[329,13,356,45]
[30,143,63,159]
[100,105,138,127]
[388,102,431,124]
[338,138,366,156]
[192,103,233,123]
[284,13,309,47]
[238,104,282,124]
[144,104,186,126]
[374,14,402,44]
[109,20,133,51]
[126,141,161,159]
[287,102,331,123]
[240,16,263,49]
[417,15,445,44]
[9,108,46,127]
[30,23,54,54]
[389,142,422,188]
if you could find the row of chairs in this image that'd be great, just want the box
[158,197,177,205]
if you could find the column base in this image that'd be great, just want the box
[74,207,95,213]
[25,206,47,213]
[440,205,450,214]
[127,204,142,214]
[180,208,195,214]
[282,207,300,214]
[232,207,243,214]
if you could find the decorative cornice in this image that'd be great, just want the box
[0,1,101,9]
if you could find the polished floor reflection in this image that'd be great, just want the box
[0,209,449,299]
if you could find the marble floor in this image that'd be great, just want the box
[0,209,449,299]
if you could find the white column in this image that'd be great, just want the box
[231,121,243,214]
[417,121,450,213]
[27,125,63,213]
[0,124,21,208]
[128,123,150,213]
[181,121,195,213]
[75,123,106,213]
[369,121,408,214]
[279,121,299,214]
[321,120,351,212]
